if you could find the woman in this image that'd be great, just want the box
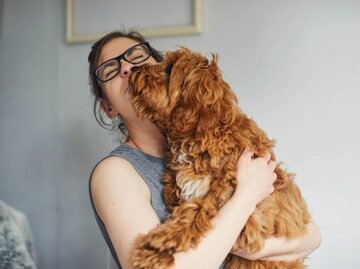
[88,31,321,269]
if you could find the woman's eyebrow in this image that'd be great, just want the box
[102,60,117,69]
[126,47,142,57]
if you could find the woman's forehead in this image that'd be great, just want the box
[99,37,140,64]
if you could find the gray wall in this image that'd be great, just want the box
[1,0,359,268]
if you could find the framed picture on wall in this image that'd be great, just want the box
[65,0,202,43]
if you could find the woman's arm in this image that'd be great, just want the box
[91,149,276,269]
[91,156,161,269]
[231,219,321,261]
[173,149,277,268]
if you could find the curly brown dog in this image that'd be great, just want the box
[128,47,311,269]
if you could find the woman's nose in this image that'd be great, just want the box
[119,60,134,77]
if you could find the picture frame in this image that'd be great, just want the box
[65,0,202,44]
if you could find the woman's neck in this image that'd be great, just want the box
[123,118,167,159]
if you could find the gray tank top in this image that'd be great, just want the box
[89,144,225,269]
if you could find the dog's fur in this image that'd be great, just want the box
[128,48,311,269]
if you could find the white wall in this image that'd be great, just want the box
[0,0,359,268]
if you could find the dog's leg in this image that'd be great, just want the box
[272,167,311,238]
[130,197,219,269]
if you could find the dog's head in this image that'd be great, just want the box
[129,47,238,135]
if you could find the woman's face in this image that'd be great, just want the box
[97,37,157,119]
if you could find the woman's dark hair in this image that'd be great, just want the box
[88,30,164,136]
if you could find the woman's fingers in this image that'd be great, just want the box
[242,148,254,158]
[268,160,277,170]
[264,151,271,162]
[239,150,277,174]
[272,172,277,182]
[235,149,278,205]
[238,148,254,165]
[268,160,277,183]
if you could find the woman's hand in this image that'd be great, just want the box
[233,148,277,207]
[232,219,321,261]
[231,149,321,261]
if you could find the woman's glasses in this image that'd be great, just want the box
[93,42,152,82]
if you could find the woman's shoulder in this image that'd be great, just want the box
[91,155,132,182]
[93,154,132,174]
[90,156,151,209]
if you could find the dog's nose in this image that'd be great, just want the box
[131,66,141,72]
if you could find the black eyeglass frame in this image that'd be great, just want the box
[93,42,152,82]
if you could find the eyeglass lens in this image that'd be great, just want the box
[96,43,150,82]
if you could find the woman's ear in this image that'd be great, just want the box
[100,99,117,119]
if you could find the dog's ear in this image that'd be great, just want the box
[165,49,183,66]
[163,48,188,76]
[193,53,238,132]
[164,47,191,68]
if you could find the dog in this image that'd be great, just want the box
[128,47,311,269]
